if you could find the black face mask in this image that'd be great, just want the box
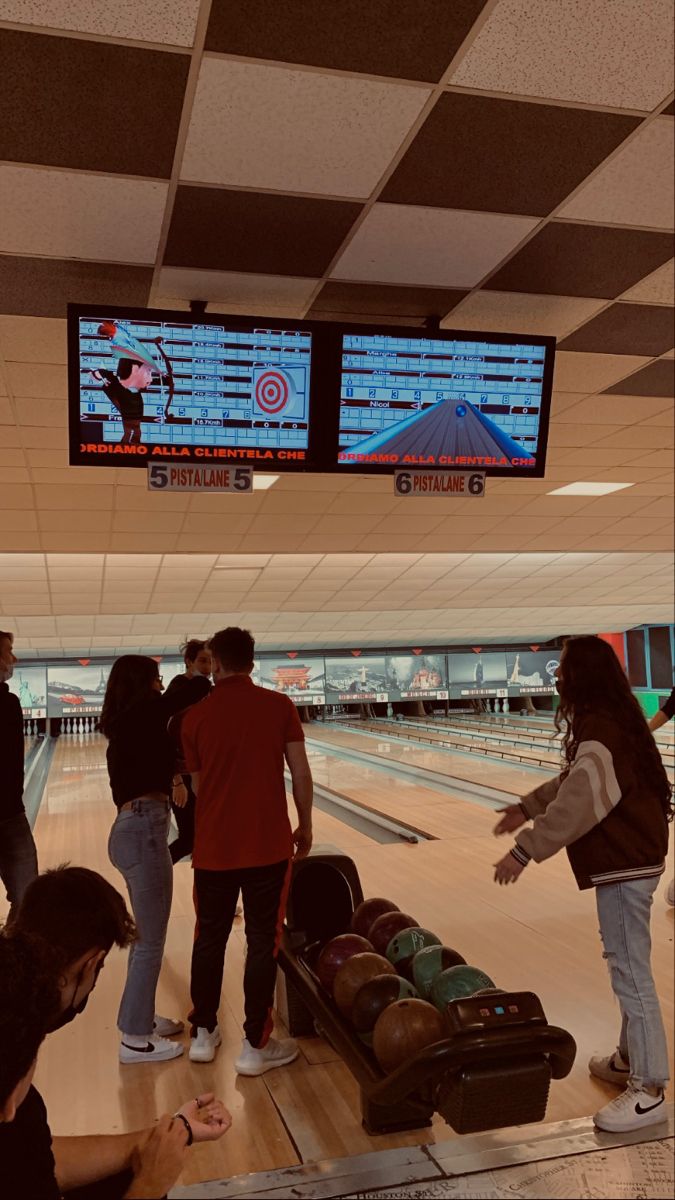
[48,959,103,1031]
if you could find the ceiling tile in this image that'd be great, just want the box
[308,280,468,323]
[558,302,675,356]
[557,119,675,230]
[553,351,649,393]
[554,393,673,425]
[487,222,674,298]
[382,92,639,216]
[0,30,189,177]
[331,203,538,287]
[0,166,168,263]
[0,316,66,363]
[164,186,362,276]
[153,268,318,317]
[0,0,201,44]
[0,255,152,319]
[6,362,67,399]
[621,259,675,306]
[449,0,675,110]
[444,291,606,337]
[204,0,487,81]
[181,57,430,197]
[602,359,675,396]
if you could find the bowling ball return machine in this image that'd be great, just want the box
[276,848,576,1136]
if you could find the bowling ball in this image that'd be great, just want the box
[385,927,442,979]
[352,973,418,1036]
[316,934,373,995]
[430,965,496,1013]
[351,897,400,940]
[98,321,117,338]
[333,953,395,1019]
[412,945,467,1000]
[373,998,446,1073]
[369,911,418,956]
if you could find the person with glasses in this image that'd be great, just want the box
[100,656,192,1064]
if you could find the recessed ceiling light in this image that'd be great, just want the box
[253,474,280,491]
[547,482,634,497]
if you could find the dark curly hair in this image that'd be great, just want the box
[0,932,61,1109]
[180,638,208,665]
[13,865,136,969]
[556,636,673,822]
[100,655,160,738]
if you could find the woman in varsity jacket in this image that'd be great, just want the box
[493,634,672,1135]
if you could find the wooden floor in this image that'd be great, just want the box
[4,730,673,1188]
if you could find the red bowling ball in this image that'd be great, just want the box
[369,911,419,956]
[351,897,400,940]
[316,933,374,995]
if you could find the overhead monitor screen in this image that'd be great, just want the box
[337,329,553,475]
[69,307,313,468]
[506,650,559,695]
[447,652,508,699]
[258,656,326,705]
[47,662,111,717]
[9,665,47,719]
[325,656,388,703]
[386,654,448,701]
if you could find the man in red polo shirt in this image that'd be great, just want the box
[181,626,313,1074]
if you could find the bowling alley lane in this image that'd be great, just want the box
[7,730,672,1186]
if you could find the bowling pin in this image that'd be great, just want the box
[64,717,70,734]
[32,719,37,736]
[78,717,84,734]
[503,697,510,713]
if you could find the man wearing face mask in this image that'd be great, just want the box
[0,629,38,921]
[1,865,232,1198]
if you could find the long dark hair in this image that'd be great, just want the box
[100,655,160,737]
[555,636,673,820]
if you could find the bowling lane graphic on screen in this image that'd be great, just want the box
[76,316,311,464]
[506,650,559,694]
[47,662,112,716]
[338,332,547,469]
[448,652,508,698]
[8,665,47,718]
[258,657,326,705]
[325,656,388,702]
[386,655,448,701]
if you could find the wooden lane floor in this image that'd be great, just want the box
[308,722,554,795]
[358,718,563,770]
[305,743,501,841]
[2,733,673,1188]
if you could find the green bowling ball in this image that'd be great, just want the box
[412,945,467,999]
[430,964,495,1013]
[385,927,442,979]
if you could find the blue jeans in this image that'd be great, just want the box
[108,798,172,1037]
[596,875,670,1088]
[0,812,38,922]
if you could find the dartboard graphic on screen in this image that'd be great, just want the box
[253,367,305,420]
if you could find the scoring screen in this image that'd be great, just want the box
[338,331,551,471]
[72,314,312,467]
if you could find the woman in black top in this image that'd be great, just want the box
[165,639,212,864]
[101,655,188,1065]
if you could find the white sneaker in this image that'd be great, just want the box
[153,1014,184,1037]
[235,1035,298,1076]
[119,1034,184,1064]
[589,1050,630,1086]
[666,878,674,906]
[189,1025,222,1063]
[594,1083,667,1132]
